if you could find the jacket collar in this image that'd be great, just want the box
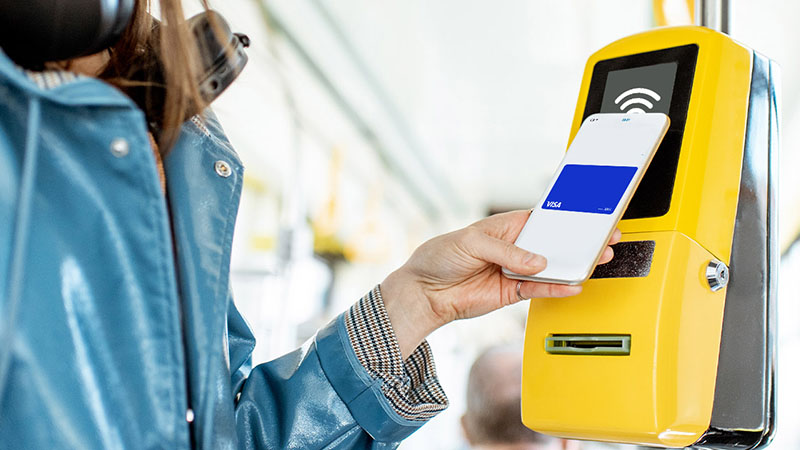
[0,49,135,108]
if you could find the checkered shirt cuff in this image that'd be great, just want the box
[344,285,449,421]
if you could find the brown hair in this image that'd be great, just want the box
[100,0,211,151]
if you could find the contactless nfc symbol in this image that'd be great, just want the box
[614,87,661,114]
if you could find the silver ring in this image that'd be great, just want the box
[516,280,526,302]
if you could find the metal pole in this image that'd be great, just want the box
[695,0,732,34]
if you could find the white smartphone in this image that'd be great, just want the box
[503,112,670,285]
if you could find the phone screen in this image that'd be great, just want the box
[542,165,638,215]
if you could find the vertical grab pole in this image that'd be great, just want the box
[695,0,733,35]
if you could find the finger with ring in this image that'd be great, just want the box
[516,280,527,302]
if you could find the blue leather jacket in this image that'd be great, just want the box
[0,50,430,449]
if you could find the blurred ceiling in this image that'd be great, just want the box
[283,0,654,210]
[334,1,660,210]
[209,0,800,248]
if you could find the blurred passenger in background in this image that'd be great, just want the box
[462,346,579,450]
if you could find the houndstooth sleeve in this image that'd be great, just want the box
[344,285,449,420]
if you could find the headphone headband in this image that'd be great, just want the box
[0,0,134,68]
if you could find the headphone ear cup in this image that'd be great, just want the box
[93,0,135,55]
[0,0,134,68]
[190,11,249,104]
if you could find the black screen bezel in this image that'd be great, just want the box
[582,44,699,219]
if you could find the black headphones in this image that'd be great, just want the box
[0,0,249,133]
[124,10,251,135]
[0,0,135,68]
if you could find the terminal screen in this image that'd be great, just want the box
[542,164,638,215]
[599,62,678,115]
[582,44,698,219]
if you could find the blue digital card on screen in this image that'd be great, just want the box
[542,164,638,214]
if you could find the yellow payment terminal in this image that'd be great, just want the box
[521,26,778,449]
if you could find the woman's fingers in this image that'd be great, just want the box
[471,209,532,240]
[513,228,621,300]
[517,280,582,300]
[598,245,614,264]
[609,228,622,245]
[464,226,546,276]
[596,228,622,265]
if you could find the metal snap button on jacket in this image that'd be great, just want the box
[110,138,129,158]
[214,160,231,177]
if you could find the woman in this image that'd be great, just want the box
[0,1,618,448]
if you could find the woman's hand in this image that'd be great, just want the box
[381,210,621,358]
